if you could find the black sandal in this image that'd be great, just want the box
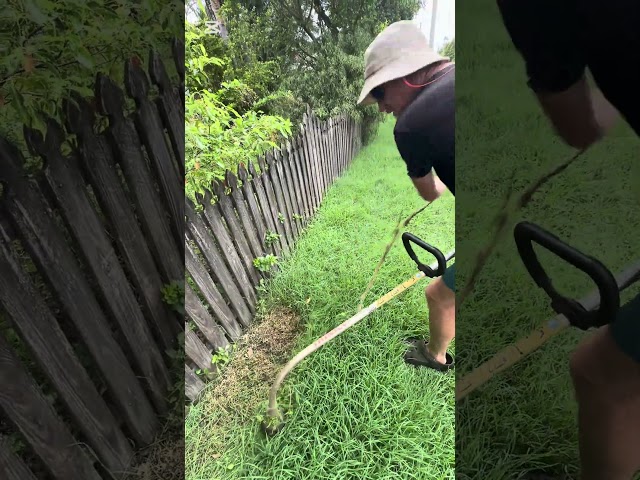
[403,338,454,372]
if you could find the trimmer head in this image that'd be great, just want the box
[260,408,285,437]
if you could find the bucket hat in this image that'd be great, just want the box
[357,20,449,106]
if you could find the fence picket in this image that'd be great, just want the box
[23,120,170,414]
[185,283,231,351]
[0,436,38,480]
[124,59,183,246]
[185,365,206,403]
[65,94,178,348]
[0,139,158,445]
[248,161,284,255]
[0,334,104,480]
[225,171,265,262]
[96,74,183,284]
[210,181,262,285]
[185,240,242,340]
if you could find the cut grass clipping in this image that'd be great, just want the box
[186,117,455,480]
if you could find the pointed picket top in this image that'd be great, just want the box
[224,170,240,191]
[210,179,226,198]
[172,38,185,81]
[23,117,65,160]
[257,154,268,173]
[149,50,172,94]
[64,92,95,137]
[0,136,27,185]
[250,160,264,181]
[237,164,250,183]
[95,73,126,121]
[124,55,151,103]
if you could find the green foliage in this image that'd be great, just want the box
[440,38,455,61]
[0,0,183,149]
[185,21,292,205]
[253,254,278,272]
[162,280,185,316]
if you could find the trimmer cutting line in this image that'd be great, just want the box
[262,232,454,436]
[457,221,640,401]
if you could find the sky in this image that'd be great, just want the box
[414,0,455,52]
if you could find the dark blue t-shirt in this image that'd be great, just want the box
[393,67,455,195]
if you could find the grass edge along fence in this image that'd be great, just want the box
[185,108,363,403]
[0,41,184,479]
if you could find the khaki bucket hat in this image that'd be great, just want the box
[357,20,449,106]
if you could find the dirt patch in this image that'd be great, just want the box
[199,307,302,448]
[122,416,185,480]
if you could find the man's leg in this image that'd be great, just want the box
[569,293,640,480]
[423,264,456,365]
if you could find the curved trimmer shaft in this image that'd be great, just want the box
[456,259,640,401]
[266,249,455,428]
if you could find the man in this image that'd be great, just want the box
[357,21,455,371]
[497,1,640,479]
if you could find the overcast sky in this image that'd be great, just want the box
[415,0,455,51]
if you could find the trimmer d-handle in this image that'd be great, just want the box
[402,232,449,278]
[514,221,620,330]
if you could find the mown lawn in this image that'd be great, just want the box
[185,116,455,480]
[456,2,640,479]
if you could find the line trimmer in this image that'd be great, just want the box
[457,221,640,401]
[262,232,454,436]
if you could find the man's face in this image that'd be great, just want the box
[372,78,416,117]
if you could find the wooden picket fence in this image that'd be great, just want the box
[0,41,184,479]
[185,109,362,401]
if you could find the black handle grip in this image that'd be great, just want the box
[402,232,447,278]
[514,221,620,329]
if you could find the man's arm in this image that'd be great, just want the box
[412,171,448,202]
[497,0,619,149]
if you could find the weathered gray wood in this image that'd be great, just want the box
[300,118,318,213]
[256,157,289,254]
[224,171,264,261]
[23,120,169,415]
[185,364,205,403]
[308,114,325,202]
[0,225,134,473]
[185,284,230,351]
[0,435,38,480]
[65,94,178,348]
[149,50,184,177]
[248,161,284,255]
[329,117,335,184]
[0,334,103,480]
[125,58,182,246]
[186,201,255,321]
[291,137,310,222]
[237,165,270,256]
[292,135,310,221]
[172,38,185,107]
[0,138,158,445]
[198,197,257,309]
[264,152,293,247]
[284,141,305,231]
[280,144,301,236]
[185,241,242,339]
[209,182,261,286]
[271,150,297,241]
[184,327,212,372]
[96,74,183,285]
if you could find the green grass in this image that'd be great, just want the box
[456,2,640,479]
[185,117,455,480]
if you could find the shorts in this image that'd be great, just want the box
[442,262,455,291]
[610,292,640,363]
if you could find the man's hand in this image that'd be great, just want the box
[411,172,448,202]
